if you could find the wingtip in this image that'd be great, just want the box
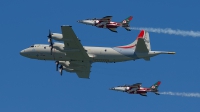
[61,25,72,27]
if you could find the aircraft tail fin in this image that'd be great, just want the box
[150,81,161,90]
[121,16,133,31]
[116,30,150,50]
[135,30,151,52]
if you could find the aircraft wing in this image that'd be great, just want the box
[63,61,91,78]
[61,25,89,60]
[100,16,112,22]
[60,26,91,78]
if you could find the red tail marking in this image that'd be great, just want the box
[128,16,133,21]
[157,81,161,85]
[137,30,145,39]
[118,45,135,49]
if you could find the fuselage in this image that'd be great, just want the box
[20,44,137,63]
[110,86,155,94]
[20,43,163,63]
[77,19,122,29]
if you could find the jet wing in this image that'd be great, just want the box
[61,25,90,60]
[140,93,147,96]
[100,16,112,22]
[108,28,117,33]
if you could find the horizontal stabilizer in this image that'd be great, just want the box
[155,92,160,95]
[125,27,131,31]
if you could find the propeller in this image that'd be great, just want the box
[59,65,63,76]
[55,61,59,71]
[47,30,53,55]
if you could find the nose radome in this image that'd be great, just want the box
[77,20,84,23]
[109,88,115,90]
[20,50,25,56]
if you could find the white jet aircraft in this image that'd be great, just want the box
[20,25,175,78]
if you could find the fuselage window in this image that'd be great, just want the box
[30,45,34,47]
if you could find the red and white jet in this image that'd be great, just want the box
[110,81,161,96]
[77,16,133,32]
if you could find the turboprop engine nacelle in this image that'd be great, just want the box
[52,43,65,52]
[63,67,75,72]
[52,33,63,41]
[59,61,70,67]
[59,61,76,72]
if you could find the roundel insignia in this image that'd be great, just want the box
[96,20,99,23]
[151,86,155,89]
[123,20,126,23]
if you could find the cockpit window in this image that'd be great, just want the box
[86,18,96,20]
[30,45,34,47]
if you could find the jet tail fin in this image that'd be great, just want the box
[150,81,161,90]
[121,16,133,31]
[116,30,150,50]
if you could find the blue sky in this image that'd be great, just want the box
[0,0,200,112]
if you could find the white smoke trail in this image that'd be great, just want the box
[160,92,200,98]
[129,27,200,37]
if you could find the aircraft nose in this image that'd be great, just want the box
[20,50,25,56]
[77,20,82,23]
[109,87,115,90]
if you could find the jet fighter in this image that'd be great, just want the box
[20,26,175,78]
[110,81,161,96]
[77,16,133,32]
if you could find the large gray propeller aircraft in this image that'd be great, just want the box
[20,25,175,78]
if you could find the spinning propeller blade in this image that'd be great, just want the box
[55,61,59,71]
[47,29,53,55]
[59,65,63,76]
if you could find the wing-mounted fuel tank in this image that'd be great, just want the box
[59,61,70,67]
